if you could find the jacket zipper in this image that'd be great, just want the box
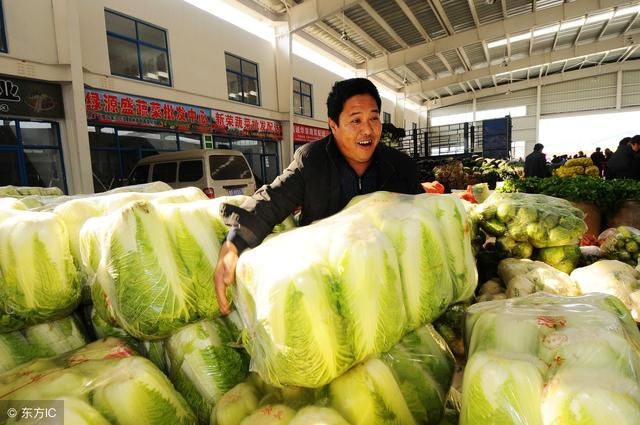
[358,176,362,192]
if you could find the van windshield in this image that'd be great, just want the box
[210,155,252,180]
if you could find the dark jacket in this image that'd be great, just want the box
[524,150,550,178]
[606,144,638,179]
[221,134,423,251]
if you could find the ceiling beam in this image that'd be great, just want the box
[343,14,387,53]
[417,59,437,78]
[429,59,640,108]
[597,14,614,40]
[467,0,481,28]
[406,35,632,95]
[501,0,509,19]
[427,0,454,35]
[437,52,454,73]
[288,0,365,32]
[395,0,432,41]
[365,0,633,75]
[314,21,371,59]
[475,78,483,89]
[359,2,409,48]
[623,11,640,33]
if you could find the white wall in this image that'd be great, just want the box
[4,0,58,64]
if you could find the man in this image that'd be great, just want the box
[606,136,640,179]
[590,147,605,175]
[214,78,423,314]
[524,143,550,178]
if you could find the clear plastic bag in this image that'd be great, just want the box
[599,226,640,266]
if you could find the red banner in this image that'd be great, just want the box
[211,110,282,140]
[293,123,330,143]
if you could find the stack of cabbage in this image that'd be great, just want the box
[599,226,640,267]
[553,157,600,177]
[0,198,81,332]
[497,258,580,298]
[0,337,196,424]
[212,324,455,425]
[474,192,586,272]
[461,292,640,424]
[235,191,477,388]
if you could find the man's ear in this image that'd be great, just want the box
[328,118,338,134]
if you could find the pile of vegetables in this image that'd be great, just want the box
[212,324,455,425]
[461,292,640,424]
[235,191,477,387]
[553,157,600,177]
[599,226,640,266]
[497,258,580,298]
[428,157,521,191]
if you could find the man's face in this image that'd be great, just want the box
[631,142,640,152]
[328,94,381,171]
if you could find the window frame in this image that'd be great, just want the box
[383,112,391,124]
[225,52,261,106]
[293,78,313,117]
[104,9,172,86]
[0,0,7,53]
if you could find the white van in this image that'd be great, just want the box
[128,149,257,198]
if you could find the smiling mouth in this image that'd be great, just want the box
[357,140,372,146]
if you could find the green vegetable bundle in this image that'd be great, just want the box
[212,325,455,425]
[475,192,586,251]
[599,226,640,266]
[533,244,582,274]
[235,192,476,387]
[0,337,196,425]
[497,258,579,298]
[461,293,640,425]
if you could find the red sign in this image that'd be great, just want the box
[211,110,282,140]
[85,89,212,133]
[293,123,330,143]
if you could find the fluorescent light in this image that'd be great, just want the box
[560,17,585,30]
[184,0,275,44]
[585,11,614,24]
[615,4,640,17]
[487,38,508,48]
[510,32,532,43]
[533,24,560,37]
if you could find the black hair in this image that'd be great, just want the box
[631,134,640,145]
[620,137,632,146]
[326,78,382,124]
[533,143,544,151]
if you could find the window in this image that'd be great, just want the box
[178,160,203,182]
[225,53,260,106]
[129,164,149,184]
[0,0,7,53]
[383,112,391,124]
[210,154,253,180]
[105,10,171,85]
[152,162,177,183]
[293,78,312,117]
[511,140,525,160]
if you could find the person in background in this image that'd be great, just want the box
[213,77,423,314]
[590,147,605,175]
[606,136,640,179]
[524,143,551,178]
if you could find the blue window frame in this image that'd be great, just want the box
[225,52,260,106]
[0,0,7,53]
[104,10,171,86]
[0,119,68,193]
[293,78,313,117]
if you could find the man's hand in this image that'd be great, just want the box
[214,241,239,315]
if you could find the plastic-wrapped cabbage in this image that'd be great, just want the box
[475,192,586,248]
[533,244,581,273]
[571,260,640,321]
[24,314,87,358]
[289,406,350,425]
[164,318,249,424]
[235,192,476,387]
[461,292,640,425]
[0,210,81,332]
[0,337,196,424]
[80,199,230,340]
[0,185,64,196]
[0,331,36,373]
[497,258,580,298]
[599,226,640,266]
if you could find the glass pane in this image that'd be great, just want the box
[227,72,242,101]
[0,150,20,186]
[23,148,64,190]
[293,79,301,92]
[105,11,136,38]
[140,46,170,84]
[263,140,277,155]
[242,61,258,78]
[178,133,201,150]
[20,122,57,146]
[210,155,252,180]
[129,164,149,184]
[303,96,312,117]
[243,77,259,105]
[293,94,302,114]
[138,23,166,48]
[118,129,177,153]
[121,149,143,184]
[107,36,140,78]
[225,54,241,73]
[301,82,311,96]
[90,149,120,193]
[0,120,17,145]
[263,154,278,185]
[152,162,177,183]
[178,160,203,182]
[89,127,117,149]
